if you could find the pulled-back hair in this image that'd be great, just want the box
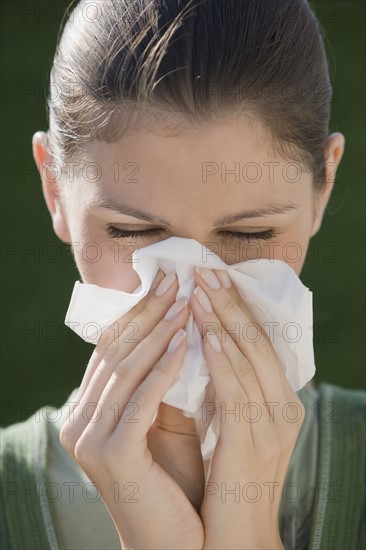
[47,0,333,189]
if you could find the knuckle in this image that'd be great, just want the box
[231,389,246,403]
[255,332,272,357]
[73,442,88,465]
[222,295,239,315]
[114,357,132,379]
[102,322,140,359]
[137,298,159,322]
[74,433,97,465]
[143,296,160,316]
[218,359,237,382]
[102,339,120,361]
[152,356,172,377]
[98,327,114,348]
[237,357,256,382]
[132,386,147,408]
[149,323,165,341]
[153,356,172,375]
[59,423,77,455]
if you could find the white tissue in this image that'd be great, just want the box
[64,237,315,460]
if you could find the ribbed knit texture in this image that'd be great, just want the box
[1,407,60,549]
[307,383,366,550]
[1,383,365,549]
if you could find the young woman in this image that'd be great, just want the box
[1,1,365,549]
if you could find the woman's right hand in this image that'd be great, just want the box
[59,270,204,550]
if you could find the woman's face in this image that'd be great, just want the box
[34,114,344,293]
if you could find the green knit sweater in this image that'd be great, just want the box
[1,382,365,550]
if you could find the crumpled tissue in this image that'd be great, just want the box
[64,237,315,460]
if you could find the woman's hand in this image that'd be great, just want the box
[190,267,305,550]
[60,270,204,550]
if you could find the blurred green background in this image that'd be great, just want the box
[1,1,365,427]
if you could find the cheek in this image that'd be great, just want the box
[70,229,144,292]
[273,241,309,276]
[270,232,310,276]
[222,232,309,276]
[66,213,145,291]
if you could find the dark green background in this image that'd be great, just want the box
[1,1,365,427]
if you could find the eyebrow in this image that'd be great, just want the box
[92,199,298,226]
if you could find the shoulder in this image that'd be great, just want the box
[317,382,365,439]
[306,381,365,477]
[1,407,52,469]
[298,380,365,426]
[317,381,366,407]
[1,407,61,550]
[305,382,365,550]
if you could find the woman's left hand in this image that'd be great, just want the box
[190,266,306,550]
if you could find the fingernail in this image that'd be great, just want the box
[164,297,188,320]
[168,328,187,353]
[207,332,222,353]
[151,270,165,291]
[215,270,232,289]
[155,272,176,296]
[193,286,213,313]
[195,267,221,290]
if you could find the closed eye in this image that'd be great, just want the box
[106,226,275,241]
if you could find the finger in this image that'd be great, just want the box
[99,269,167,347]
[191,285,275,440]
[190,285,265,407]
[60,274,188,452]
[194,287,305,452]
[107,328,189,450]
[198,318,282,451]
[194,267,294,403]
[198,328,254,447]
[65,296,190,448]
[85,274,182,405]
[72,270,175,413]
[73,269,166,404]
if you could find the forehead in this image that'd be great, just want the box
[70,113,311,219]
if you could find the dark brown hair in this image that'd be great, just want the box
[47,0,332,189]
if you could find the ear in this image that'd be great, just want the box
[32,131,71,243]
[310,132,345,237]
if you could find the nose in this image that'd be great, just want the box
[166,231,244,266]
